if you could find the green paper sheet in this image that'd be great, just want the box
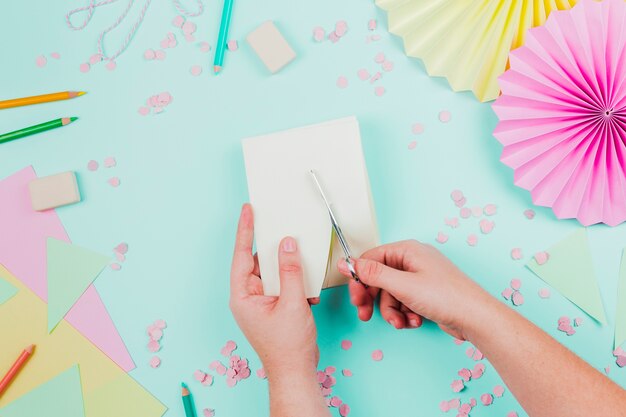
[527,229,606,324]
[0,275,17,306]
[0,364,84,417]
[84,374,167,417]
[616,249,626,348]
[47,239,110,333]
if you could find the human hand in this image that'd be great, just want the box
[338,240,493,340]
[230,204,319,377]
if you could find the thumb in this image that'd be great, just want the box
[339,257,410,293]
[277,237,306,301]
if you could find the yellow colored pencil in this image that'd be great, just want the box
[0,91,86,110]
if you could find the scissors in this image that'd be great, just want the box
[309,170,367,287]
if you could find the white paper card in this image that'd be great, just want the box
[242,116,379,297]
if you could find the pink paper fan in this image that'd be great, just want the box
[493,0,626,227]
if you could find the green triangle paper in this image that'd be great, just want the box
[47,238,110,333]
[526,229,606,324]
[615,249,626,348]
[0,364,85,417]
[0,275,17,306]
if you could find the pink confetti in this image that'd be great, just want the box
[35,55,47,68]
[473,350,484,361]
[465,347,475,358]
[574,317,583,327]
[89,54,103,64]
[115,243,128,254]
[199,41,211,52]
[472,363,485,377]
[203,409,215,417]
[341,340,352,350]
[523,209,535,219]
[182,21,197,35]
[312,27,325,42]
[104,157,116,168]
[144,49,156,60]
[172,15,185,27]
[50,52,61,59]
[374,86,385,97]
[455,197,467,208]
[534,251,550,265]
[501,287,513,300]
[459,402,472,414]
[436,232,449,244]
[507,412,519,417]
[357,68,370,81]
[147,340,160,352]
[512,291,524,306]
[460,207,471,218]
[369,71,382,83]
[154,319,166,329]
[538,288,551,299]
[79,63,91,73]
[185,34,196,43]
[148,328,163,341]
[510,248,523,260]
[451,190,464,201]
[227,40,238,51]
[325,366,336,375]
[339,404,350,417]
[457,368,471,382]
[439,401,450,412]
[106,60,117,71]
[484,204,497,215]
[110,263,121,271]
[194,370,207,381]
[451,379,465,393]
[382,61,394,72]
[202,375,214,386]
[439,110,451,123]
[190,65,203,76]
[138,106,150,116]
[335,20,348,37]
[445,217,459,228]
[256,368,266,379]
[220,340,237,357]
[108,177,121,187]
[493,385,505,397]
[87,160,99,171]
[448,398,460,409]
[330,396,342,407]
[605,366,611,374]
[453,338,464,345]
[412,123,424,134]
[480,393,493,406]
[408,140,417,150]
[342,369,352,377]
[336,76,348,89]
[155,50,166,60]
[479,219,494,234]
[374,52,385,63]
[557,316,576,336]
[466,234,478,246]
[371,349,383,361]
[510,278,521,290]
[150,356,161,368]
[368,19,377,31]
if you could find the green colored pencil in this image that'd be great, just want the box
[181,382,197,417]
[0,117,77,145]
[213,0,234,74]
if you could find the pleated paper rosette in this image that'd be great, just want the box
[493,0,626,227]
[375,0,577,102]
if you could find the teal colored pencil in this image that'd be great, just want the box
[213,0,234,74]
[181,382,197,417]
[0,117,77,145]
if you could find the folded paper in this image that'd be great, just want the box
[615,249,626,348]
[242,117,379,298]
[526,229,606,324]
[0,276,17,306]
[493,0,626,226]
[376,0,576,102]
[0,166,135,371]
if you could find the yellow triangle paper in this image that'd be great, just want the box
[526,229,606,324]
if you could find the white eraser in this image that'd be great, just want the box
[28,171,81,211]
[246,21,296,74]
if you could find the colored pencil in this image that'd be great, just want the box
[0,91,86,110]
[213,0,234,74]
[181,382,197,417]
[0,117,78,145]
[0,345,35,398]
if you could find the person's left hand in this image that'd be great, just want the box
[230,204,320,376]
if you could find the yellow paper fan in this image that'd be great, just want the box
[375,0,577,102]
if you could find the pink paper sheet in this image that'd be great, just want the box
[0,166,135,371]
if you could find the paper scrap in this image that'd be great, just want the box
[47,239,110,333]
[615,249,626,348]
[0,276,17,305]
[0,365,85,417]
[0,167,135,371]
[526,229,606,323]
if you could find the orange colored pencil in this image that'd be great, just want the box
[0,344,35,398]
[0,91,86,110]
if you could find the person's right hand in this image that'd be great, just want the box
[337,240,493,340]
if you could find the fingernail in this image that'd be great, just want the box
[282,237,297,253]
[409,319,418,327]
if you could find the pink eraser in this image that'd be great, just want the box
[28,171,81,211]
[246,21,296,74]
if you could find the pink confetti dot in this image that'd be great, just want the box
[342,368,352,377]
[89,54,103,64]
[374,52,385,63]
[493,385,505,397]
[190,65,203,76]
[382,61,394,72]
[115,243,128,254]
[341,339,352,350]
[147,340,160,352]
[448,398,460,409]
[460,207,471,218]
[335,20,348,37]
[199,41,211,52]
[330,396,342,407]
[507,412,519,417]
[445,217,459,228]
[312,27,325,42]
[484,204,497,215]
[154,319,166,328]
[371,349,383,361]
[510,278,521,290]
[458,368,471,382]
[339,404,350,417]
[451,379,465,393]
[510,248,523,260]
[182,21,197,35]
[87,160,99,171]
[374,86,385,96]
[439,110,451,123]
[227,40,238,51]
[35,55,47,68]
[455,197,467,208]
[412,123,424,134]
[185,33,196,43]
[501,287,513,300]
[104,156,116,168]
[144,49,156,60]
[538,288,551,298]
[605,366,611,374]
[534,251,549,265]
[105,60,117,71]
[336,76,348,89]
[150,356,161,368]
[108,177,121,187]
[172,15,185,27]
[439,401,450,412]
[155,50,166,60]
[110,263,121,271]
[459,402,472,414]
[256,368,266,379]
[79,63,91,73]
[512,291,524,306]
[138,106,150,116]
[479,219,494,234]
[368,19,377,31]
[451,189,464,201]
[523,209,535,219]
[50,52,61,59]
[574,317,583,327]
[407,140,417,150]
[203,409,215,417]
[357,68,370,81]
[467,234,478,246]
[436,232,449,244]
[480,393,493,405]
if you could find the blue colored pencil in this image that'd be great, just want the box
[213,0,234,74]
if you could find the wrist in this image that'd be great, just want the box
[458,290,507,343]
[265,360,318,382]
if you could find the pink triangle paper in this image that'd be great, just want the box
[493,0,626,227]
[0,166,135,371]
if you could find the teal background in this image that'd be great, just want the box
[2,1,625,416]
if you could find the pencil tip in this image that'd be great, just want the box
[25,344,35,353]
[181,382,190,395]
[69,91,86,98]
[77,91,86,96]
[214,65,222,74]
[62,117,78,126]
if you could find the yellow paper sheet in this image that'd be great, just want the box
[0,265,166,417]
